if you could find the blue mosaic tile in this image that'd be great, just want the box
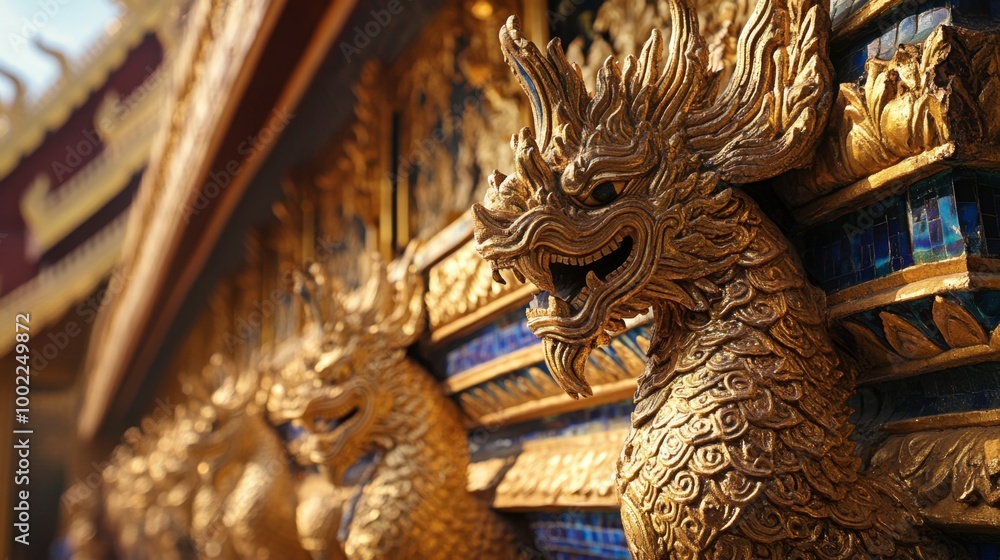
[529,512,630,559]
[800,190,911,292]
[797,169,1000,292]
[909,170,965,263]
[852,362,1000,429]
[444,307,540,376]
[834,0,974,83]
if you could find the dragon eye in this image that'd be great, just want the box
[590,182,619,205]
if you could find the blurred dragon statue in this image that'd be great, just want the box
[472,0,968,556]
[78,354,314,560]
[268,255,524,560]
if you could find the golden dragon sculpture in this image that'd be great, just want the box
[268,257,524,560]
[90,354,314,560]
[472,0,966,557]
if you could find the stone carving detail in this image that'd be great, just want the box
[782,26,1000,206]
[473,0,968,556]
[268,257,523,559]
[873,426,1000,528]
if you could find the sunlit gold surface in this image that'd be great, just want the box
[268,257,523,559]
[472,0,972,556]
[782,26,1000,208]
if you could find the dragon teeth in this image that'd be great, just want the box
[585,271,603,290]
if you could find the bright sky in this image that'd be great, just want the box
[0,0,121,104]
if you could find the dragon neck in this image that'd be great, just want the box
[349,361,495,556]
[617,190,872,554]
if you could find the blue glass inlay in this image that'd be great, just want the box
[852,362,1000,430]
[800,190,911,292]
[798,168,1000,292]
[444,307,540,377]
[529,512,630,559]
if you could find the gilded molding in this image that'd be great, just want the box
[20,87,164,255]
[488,428,628,510]
[457,331,649,424]
[845,295,1000,383]
[80,0,278,438]
[873,423,1000,532]
[427,241,529,333]
[781,26,1000,209]
[0,0,175,181]
[0,212,128,356]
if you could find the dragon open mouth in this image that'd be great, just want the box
[536,233,634,312]
[312,406,358,433]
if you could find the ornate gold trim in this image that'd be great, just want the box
[783,27,1000,213]
[444,342,542,394]
[487,428,627,510]
[0,0,175,181]
[792,144,956,225]
[873,421,1000,533]
[474,377,637,427]
[832,0,903,42]
[429,284,536,345]
[827,258,1000,319]
[21,91,163,254]
[885,409,1000,435]
[0,212,128,356]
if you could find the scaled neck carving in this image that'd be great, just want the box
[269,257,522,560]
[474,2,962,557]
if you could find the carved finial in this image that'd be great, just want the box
[33,37,72,79]
[0,66,26,117]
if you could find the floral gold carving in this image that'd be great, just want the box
[426,241,527,330]
[491,428,626,509]
[881,311,945,359]
[932,295,988,348]
[782,26,1000,207]
[873,425,1000,529]
[472,0,967,555]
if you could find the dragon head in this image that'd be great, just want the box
[474,2,832,398]
[268,256,424,483]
